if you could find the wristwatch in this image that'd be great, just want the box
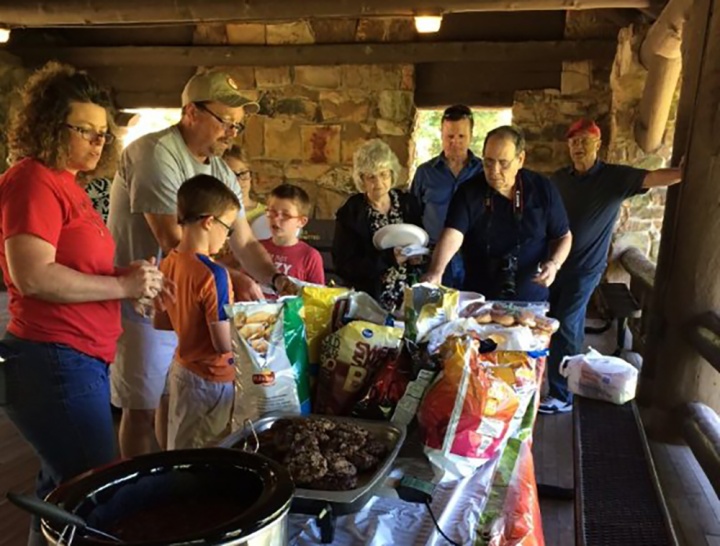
[271,272,284,290]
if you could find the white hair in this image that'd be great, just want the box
[352,139,402,193]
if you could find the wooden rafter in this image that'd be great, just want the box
[11,40,618,67]
[0,0,652,26]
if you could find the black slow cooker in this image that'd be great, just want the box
[41,448,294,546]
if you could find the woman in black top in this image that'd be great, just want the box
[332,139,423,311]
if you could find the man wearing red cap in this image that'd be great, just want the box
[540,119,682,414]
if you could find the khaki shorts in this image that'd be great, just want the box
[166,362,234,450]
[110,315,178,410]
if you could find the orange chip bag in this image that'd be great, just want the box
[418,338,524,476]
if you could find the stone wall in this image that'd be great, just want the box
[512,13,678,264]
[197,20,416,219]
[0,52,31,171]
[606,26,677,264]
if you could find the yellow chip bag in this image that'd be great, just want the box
[301,285,351,365]
[403,283,459,344]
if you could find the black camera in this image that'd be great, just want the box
[498,253,519,299]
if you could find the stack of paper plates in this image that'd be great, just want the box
[372,224,429,250]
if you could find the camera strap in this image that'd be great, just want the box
[483,172,525,255]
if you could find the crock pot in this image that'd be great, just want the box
[41,448,294,546]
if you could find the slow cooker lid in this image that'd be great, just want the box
[43,448,294,545]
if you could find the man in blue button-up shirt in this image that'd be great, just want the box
[412,105,483,288]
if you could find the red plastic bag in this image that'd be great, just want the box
[352,346,412,420]
[491,441,545,546]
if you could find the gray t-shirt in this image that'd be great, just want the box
[108,125,244,268]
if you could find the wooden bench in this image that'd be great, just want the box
[591,282,642,356]
[574,396,678,546]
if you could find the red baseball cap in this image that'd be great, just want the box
[566,119,601,139]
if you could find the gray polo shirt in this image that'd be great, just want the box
[108,125,244,268]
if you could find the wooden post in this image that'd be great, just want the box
[641,0,720,434]
[634,0,692,153]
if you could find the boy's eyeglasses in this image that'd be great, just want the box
[195,103,246,133]
[65,124,116,145]
[266,208,302,222]
[179,215,235,237]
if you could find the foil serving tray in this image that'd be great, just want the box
[218,414,407,514]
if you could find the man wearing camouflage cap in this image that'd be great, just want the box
[108,70,286,456]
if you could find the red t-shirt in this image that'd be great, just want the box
[260,239,325,285]
[0,158,121,363]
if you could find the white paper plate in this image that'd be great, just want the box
[251,214,272,240]
[372,224,429,250]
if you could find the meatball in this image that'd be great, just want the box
[348,451,380,472]
[364,439,388,459]
[325,454,357,478]
[287,451,328,485]
[315,473,359,491]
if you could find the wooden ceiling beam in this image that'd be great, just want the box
[0,0,652,27]
[11,40,618,67]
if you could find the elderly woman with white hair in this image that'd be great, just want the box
[332,138,423,311]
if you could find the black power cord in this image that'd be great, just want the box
[423,498,463,546]
[398,476,465,546]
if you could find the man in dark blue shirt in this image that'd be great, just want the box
[412,105,483,288]
[424,126,572,302]
[540,119,683,415]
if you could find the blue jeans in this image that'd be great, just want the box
[0,333,117,544]
[547,270,604,403]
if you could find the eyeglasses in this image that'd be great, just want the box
[180,215,235,237]
[195,103,245,133]
[233,170,252,180]
[568,136,599,146]
[212,216,235,237]
[483,156,517,171]
[65,124,115,145]
[266,208,302,222]
[362,170,393,182]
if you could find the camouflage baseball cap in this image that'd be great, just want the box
[181,71,260,114]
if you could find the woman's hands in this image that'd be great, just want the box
[393,246,409,266]
[120,257,176,318]
[394,246,424,267]
[120,258,165,300]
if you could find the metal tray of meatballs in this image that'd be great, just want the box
[218,414,407,515]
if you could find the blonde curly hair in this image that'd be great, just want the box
[8,61,119,176]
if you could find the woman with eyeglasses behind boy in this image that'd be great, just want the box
[0,62,165,546]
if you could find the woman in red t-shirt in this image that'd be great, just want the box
[0,62,165,546]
